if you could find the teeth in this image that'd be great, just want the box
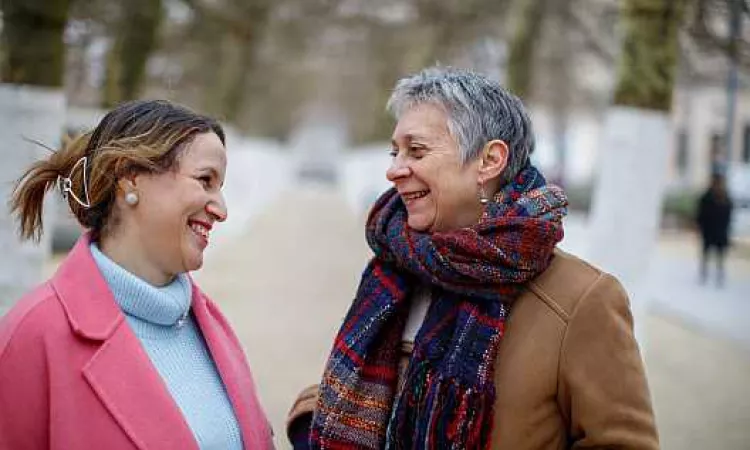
[189,223,208,239]
[403,191,429,201]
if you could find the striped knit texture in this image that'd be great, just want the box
[311,164,567,450]
[90,244,244,450]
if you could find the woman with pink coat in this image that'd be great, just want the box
[0,100,273,449]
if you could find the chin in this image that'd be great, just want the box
[182,252,204,272]
[407,216,432,232]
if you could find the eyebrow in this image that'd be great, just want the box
[391,133,430,146]
[199,167,225,184]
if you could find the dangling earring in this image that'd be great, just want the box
[478,183,489,205]
[125,192,139,206]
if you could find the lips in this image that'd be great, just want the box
[188,219,212,246]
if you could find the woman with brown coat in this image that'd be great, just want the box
[287,67,659,450]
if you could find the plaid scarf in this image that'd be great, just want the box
[311,165,567,449]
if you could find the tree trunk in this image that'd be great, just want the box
[506,0,548,100]
[612,0,684,111]
[218,35,256,123]
[0,0,69,315]
[547,0,574,187]
[102,0,163,108]
[586,0,688,343]
[1,0,70,86]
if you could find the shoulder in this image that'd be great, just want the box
[191,285,245,349]
[194,286,232,328]
[0,282,65,366]
[523,249,626,324]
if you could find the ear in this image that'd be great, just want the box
[478,139,509,184]
[116,172,139,195]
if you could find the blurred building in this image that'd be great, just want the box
[529,82,750,191]
[671,83,750,190]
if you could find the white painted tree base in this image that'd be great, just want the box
[586,106,672,346]
[0,84,65,316]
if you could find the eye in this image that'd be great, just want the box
[410,146,426,159]
[389,148,398,158]
[197,175,212,188]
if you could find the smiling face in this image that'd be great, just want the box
[387,103,483,232]
[109,132,228,284]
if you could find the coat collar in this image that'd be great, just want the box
[51,233,124,340]
[51,233,207,341]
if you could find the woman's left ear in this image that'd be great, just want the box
[478,140,509,182]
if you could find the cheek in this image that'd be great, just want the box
[430,168,461,208]
[150,201,182,228]
[438,172,478,218]
[139,195,189,241]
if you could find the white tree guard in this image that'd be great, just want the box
[587,106,672,345]
[0,85,65,316]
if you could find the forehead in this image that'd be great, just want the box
[179,132,226,169]
[392,103,450,141]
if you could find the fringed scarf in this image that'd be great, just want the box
[311,165,567,449]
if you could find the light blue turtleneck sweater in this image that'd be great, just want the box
[90,244,244,450]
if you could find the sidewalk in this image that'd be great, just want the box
[561,213,750,350]
[192,185,749,449]
[647,233,750,350]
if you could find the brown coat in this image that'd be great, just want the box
[287,250,659,449]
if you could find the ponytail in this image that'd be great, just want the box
[9,133,91,241]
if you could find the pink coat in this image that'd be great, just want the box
[0,235,273,449]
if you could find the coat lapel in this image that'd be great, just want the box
[82,322,198,450]
[192,286,271,449]
[52,234,198,450]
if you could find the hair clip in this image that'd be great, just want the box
[57,156,91,209]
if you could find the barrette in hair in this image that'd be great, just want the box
[57,156,91,209]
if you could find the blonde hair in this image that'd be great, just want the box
[10,99,224,241]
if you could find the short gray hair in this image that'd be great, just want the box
[386,66,534,184]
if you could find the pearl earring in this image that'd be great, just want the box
[125,192,139,206]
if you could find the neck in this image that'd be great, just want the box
[99,230,175,287]
[486,177,503,200]
[465,202,486,228]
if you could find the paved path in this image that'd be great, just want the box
[190,184,750,449]
[193,183,372,447]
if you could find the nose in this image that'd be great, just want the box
[206,191,228,223]
[386,153,412,182]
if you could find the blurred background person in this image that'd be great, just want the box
[0,100,272,449]
[697,172,734,287]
